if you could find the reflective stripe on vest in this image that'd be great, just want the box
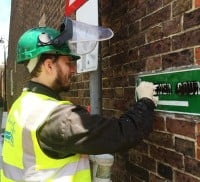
[1,91,91,181]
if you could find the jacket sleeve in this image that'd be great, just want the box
[36,98,155,158]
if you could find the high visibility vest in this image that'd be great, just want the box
[1,91,91,182]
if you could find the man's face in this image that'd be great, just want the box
[52,56,76,92]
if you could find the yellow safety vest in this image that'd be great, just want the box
[1,91,91,182]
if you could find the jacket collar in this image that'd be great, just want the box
[23,81,61,100]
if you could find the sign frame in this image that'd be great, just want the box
[137,67,200,116]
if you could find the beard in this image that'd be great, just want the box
[53,76,71,93]
[52,64,72,93]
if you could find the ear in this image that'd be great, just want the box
[43,59,55,73]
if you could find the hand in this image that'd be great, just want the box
[136,81,158,106]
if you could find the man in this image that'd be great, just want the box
[1,27,157,181]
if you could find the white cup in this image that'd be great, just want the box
[91,154,114,182]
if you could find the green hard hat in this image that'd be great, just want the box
[16,27,80,64]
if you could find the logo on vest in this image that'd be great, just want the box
[4,120,16,146]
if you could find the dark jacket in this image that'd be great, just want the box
[25,81,155,159]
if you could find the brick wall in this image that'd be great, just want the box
[100,0,200,181]
[7,0,200,181]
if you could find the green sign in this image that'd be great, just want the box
[137,68,200,115]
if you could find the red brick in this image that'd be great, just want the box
[114,87,124,98]
[110,53,128,66]
[126,161,149,181]
[129,150,156,172]
[76,74,83,82]
[197,123,200,134]
[82,98,90,106]
[102,98,114,109]
[184,8,200,30]
[127,2,146,21]
[109,41,129,56]
[128,33,146,49]
[150,145,184,169]
[112,76,129,87]
[131,141,149,154]
[140,38,171,58]
[111,25,128,43]
[141,5,171,30]
[102,88,114,98]
[195,59,200,65]
[128,48,139,62]
[148,131,174,149]
[195,47,200,60]
[101,46,110,57]
[113,99,129,111]
[124,87,135,100]
[153,115,165,131]
[82,73,90,81]
[175,137,195,157]
[128,75,137,87]
[163,0,173,5]
[70,83,78,90]
[100,0,112,9]
[197,148,200,160]
[146,26,164,43]
[166,118,196,138]
[129,21,140,35]
[83,89,90,97]
[113,65,124,78]
[102,78,112,88]
[102,109,114,118]
[162,49,194,69]
[175,170,200,182]
[157,162,172,180]
[172,0,192,17]
[113,110,123,118]
[101,57,110,70]
[172,29,200,50]
[185,156,200,177]
[163,15,182,36]
[197,135,200,147]
[123,61,145,75]
[102,68,113,78]
[149,173,166,182]
[112,19,122,32]
[195,0,200,8]
[111,154,130,182]
[130,175,143,182]
[78,90,89,97]
[145,56,162,71]
[146,0,163,14]
[111,1,128,19]
[67,90,78,97]
[76,82,84,89]
[101,7,112,27]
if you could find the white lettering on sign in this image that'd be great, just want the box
[69,0,76,6]
[158,100,189,107]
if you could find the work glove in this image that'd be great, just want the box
[136,81,159,106]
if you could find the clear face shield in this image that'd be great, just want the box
[50,17,114,55]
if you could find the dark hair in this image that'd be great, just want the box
[29,53,60,78]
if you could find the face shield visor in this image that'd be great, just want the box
[39,17,114,55]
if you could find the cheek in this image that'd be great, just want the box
[55,64,71,81]
[59,68,70,81]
